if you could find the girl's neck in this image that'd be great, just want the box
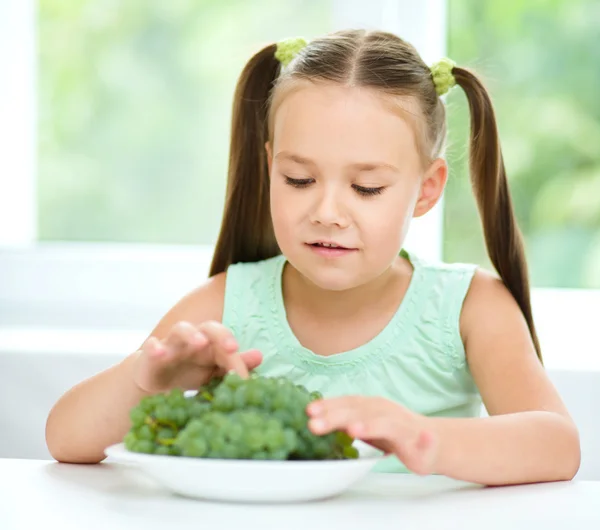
[282,256,412,320]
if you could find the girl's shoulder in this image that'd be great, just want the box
[142,271,228,344]
[409,250,529,362]
[404,249,479,310]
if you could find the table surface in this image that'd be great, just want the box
[2,458,599,530]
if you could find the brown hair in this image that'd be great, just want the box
[209,29,542,362]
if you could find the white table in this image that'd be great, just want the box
[1,459,598,530]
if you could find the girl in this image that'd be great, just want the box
[45,29,580,485]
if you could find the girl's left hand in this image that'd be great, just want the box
[306,396,438,476]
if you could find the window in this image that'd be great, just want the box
[0,0,597,370]
[37,0,332,245]
[445,0,600,289]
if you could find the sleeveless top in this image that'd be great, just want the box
[222,249,482,473]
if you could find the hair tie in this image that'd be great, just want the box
[275,37,308,67]
[430,58,457,96]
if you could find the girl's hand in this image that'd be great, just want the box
[132,320,262,394]
[307,396,438,476]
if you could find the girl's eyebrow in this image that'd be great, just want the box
[274,151,399,173]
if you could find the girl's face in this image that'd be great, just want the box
[267,83,446,291]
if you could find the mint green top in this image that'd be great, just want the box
[222,250,482,473]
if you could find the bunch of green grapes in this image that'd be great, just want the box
[124,373,358,461]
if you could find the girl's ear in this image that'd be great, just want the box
[265,141,273,175]
[413,158,448,218]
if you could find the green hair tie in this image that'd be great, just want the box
[430,58,457,96]
[275,37,308,67]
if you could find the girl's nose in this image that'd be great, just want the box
[309,190,350,228]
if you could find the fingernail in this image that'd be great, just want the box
[224,338,238,350]
[307,403,322,416]
[194,332,206,344]
[309,419,327,433]
[151,346,166,357]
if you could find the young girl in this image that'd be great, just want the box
[45,29,580,485]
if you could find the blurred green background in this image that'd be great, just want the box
[37,0,331,245]
[445,0,600,288]
[38,0,600,288]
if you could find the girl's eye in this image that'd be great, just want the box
[284,176,385,197]
[353,185,385,197]
[284,176,313,188]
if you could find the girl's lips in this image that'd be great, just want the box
[305,243,358,258]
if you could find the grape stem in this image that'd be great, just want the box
[200,391,214,401]
[144,416,178,432]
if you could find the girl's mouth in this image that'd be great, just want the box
[306,242,357,257]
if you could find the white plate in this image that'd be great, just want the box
[104,440,383,503]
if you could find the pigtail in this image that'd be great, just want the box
[453,67,543,363]
[209,44,281,277]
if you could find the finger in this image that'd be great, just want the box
[142,336,167,358]
[196,321,248,377]
[347,415,413,442]
[164,321,207,357]
[306,396,364,416]
[196,320,238,352]
[240,349,263,371]
[221,351,249,378]
[213,349,263,377]
[307,398,365,435]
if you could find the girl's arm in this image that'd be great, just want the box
[427,269,580,485]
[45,273,230,464]
[307,269,580,485]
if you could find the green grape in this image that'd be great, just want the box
[168,445,181,456]
[233,385,249,409]
[344,445,359,459]
[245,430,264,452]
[137,424,154,441]
[212,388,234,412]
[272,389,290,410]
[246,385,263,407]
[223,372,244,390]
[172,407,189,427]
[154,404,173,423]
[156,427,176,442]
[221,444,241,459]
[135,440,155,454]
[129,407,147,428]
[124,431,137,451]
[283,430,298,453]
[226,422,243,443]
[270,449,289,460]
[165,388,186,407]
[188,401,211,419]
[289,408,308,431]
[313,438,333,458]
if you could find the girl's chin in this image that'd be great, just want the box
[288,263,365,292]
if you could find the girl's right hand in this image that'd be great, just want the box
[132,320,262,395]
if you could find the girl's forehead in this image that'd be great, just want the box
[271,83,422,168]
